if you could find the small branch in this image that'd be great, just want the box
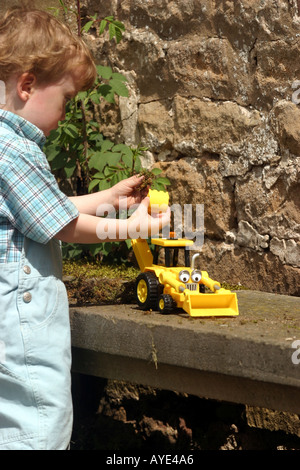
[76,0,81,36]
[80,99,90,183]
[75,1,90,190]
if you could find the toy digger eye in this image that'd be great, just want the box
[191,270,202,282]
[179,270,190,283]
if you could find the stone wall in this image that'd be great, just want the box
[83,0,300,296]
[2,0,300,295]
[71,375,300,451]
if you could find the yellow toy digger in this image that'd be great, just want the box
[131,190,239,317]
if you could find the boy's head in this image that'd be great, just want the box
[0,6,96,90]
[0,6,97,135]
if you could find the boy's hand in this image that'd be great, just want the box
[110,175,149,210]
[127,197,171,239]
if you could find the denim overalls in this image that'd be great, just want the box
[0,236,73,450]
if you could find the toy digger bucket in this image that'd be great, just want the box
[148,189,169,214]
[182,290,239,317]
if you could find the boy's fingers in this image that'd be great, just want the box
[159,207,171,226]
[125,174,145,189]
[141,196,150,207]
[132,174,144,182]
[130,197,149,217]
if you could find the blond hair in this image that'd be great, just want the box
[0,6,97,90]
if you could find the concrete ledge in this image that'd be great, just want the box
[70,290,300,414]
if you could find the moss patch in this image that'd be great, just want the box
[63,259,139,280]
[63,260,139,306]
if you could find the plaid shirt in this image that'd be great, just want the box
[0,110,79,263]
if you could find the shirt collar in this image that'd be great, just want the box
[0,110,46,149]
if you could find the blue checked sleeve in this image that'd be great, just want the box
[0,146,79,244]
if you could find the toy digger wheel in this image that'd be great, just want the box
[158,294,174,314]
[136,272,159,310]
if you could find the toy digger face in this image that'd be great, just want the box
[178,269,202,291]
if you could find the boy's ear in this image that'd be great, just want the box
[17,73,37,102]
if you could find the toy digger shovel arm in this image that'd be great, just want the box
[191,254,221,293]
[200,272,221,292]
[158,271,186,293]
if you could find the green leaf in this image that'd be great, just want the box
[118,169,131,181]
[122,152,133,168]
[49,152,69,171]
[64,123,79,138]
[46,129,61,144]
[88,132,103,143]
[98,84,115,103]
[58,0,68,14]
[106,152,122,165]
[64,159,77,178]
[151,168,162,175]
[88,178,101,192]
[114,27,123,44]
[99,19,107,35]
[112,144,132,156]
[88,122,101,131]
[102,242,113,255]
[88,243,104,255]
[134,156,142,172]
[155,176,171,185]
[153,182,164,191]
[104,166,114,177]
[90,92,100,104]
[109,78,128,97]
[45,144,61,162]
[99,179,111,190]
[97,65,112,80]
[110,173,119,186]
[111,20,125,32]
[82,20,94,33]
[101,140,114,152]
[67,247,82,258]
[77,91,88,100]
[125,239,132,249]
[109,23,116,41]
[92,171,105,179]
[111,72,128,82]
[88,151,108,172]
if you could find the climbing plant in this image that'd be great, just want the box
[45,0,170,262]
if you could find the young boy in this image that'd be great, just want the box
[0,6,169,450]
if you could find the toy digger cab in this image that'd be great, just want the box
[131,236,239,317]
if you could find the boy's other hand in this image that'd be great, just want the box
[127,197,171,239]
[110,174,149,210]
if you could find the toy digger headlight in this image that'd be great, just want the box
[179,270,190,283]
[191,270,202,282]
